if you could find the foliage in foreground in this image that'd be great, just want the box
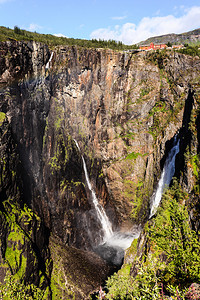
[0,274,45,300]
[105,180,200,299]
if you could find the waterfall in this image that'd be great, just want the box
[74,140,113,240]
[45,52,54,70]
[74,139,140,265]
[150,135,180,218]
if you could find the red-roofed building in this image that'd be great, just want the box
[140,42,167,50]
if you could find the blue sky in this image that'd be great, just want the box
[1,0,200,44]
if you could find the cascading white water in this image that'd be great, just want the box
[74,139,140,265]
[150,136,180,218]
[45,52,54,70]
[105,231,140,250]
[74,140,113,240]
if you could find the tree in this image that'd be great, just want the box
[14,26,21,35]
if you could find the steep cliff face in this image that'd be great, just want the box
[42,46,200,235]
[0,40,200,298]
[112,71,200,299]
[0,115,51,291]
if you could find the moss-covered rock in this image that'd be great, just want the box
[0,118,51,295]
[49,236,112,299]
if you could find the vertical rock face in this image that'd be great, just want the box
[0,40,200,298]
[0,116,51,289]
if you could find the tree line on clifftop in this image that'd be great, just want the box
[0,26,138,50]
[1,26,200,56]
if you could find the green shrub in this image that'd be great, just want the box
[149,179,200,286]
[178,45,200,58]
[106,180,200,299]
[0,274,44,300]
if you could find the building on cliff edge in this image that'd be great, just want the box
[139,42,167,50]
[139,42,184,51]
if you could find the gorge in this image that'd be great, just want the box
[0,39,200,299]
[149,134,180,218]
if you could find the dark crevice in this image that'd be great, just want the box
[196,109,200,154]
[175,89,194,179]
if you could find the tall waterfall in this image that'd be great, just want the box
[74,139,140,265]
[150,136,180,218]
[74,140,113,240]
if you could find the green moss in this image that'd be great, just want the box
[1,198,49,289]
[5,224,27,279]
[0,274,45,299]
[130,180,150,222]
[118,264,131,276]
[149,101,166,117]
[0,112,6,126]
[123,179,135,200]
[125,152,140,160]
[140,87,151,97]
[49,134,72,174]
[51,262,66,299]
[191,154,200,178]
[125,238,138,258]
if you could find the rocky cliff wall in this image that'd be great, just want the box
[1,41,200,298]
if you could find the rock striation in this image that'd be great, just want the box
[0,40,200,298]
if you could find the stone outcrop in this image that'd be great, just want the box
[139,28,200,46]
[0,40,200,298]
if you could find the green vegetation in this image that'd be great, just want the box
[148,99,168,140]
[44,99,72,174]
[0,112,6,125]
[178,45,200,58]
[131,180,150,222]
[190,153,200,195]
[149,180,200,285]
[0,274,44,300]
[13,25,21,35]
[140,87,151,97]
[135,87,152,104]
[125,152,140,160]
[0,26,138,50]
[0,197,51,297]
[105,179,200,299]
[138,28,200,47]
[147,49,169,69]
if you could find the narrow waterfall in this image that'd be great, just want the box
[45,52,54,70]
[74,140,113,240]
[150,135,180,218]
[74,139,140,265]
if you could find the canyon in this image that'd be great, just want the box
[0,40,200,299]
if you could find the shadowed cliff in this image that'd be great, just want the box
[0,40,200,298]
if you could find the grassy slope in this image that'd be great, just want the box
[0,26,137,50]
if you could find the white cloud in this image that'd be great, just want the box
[54,33,68,38]
[112,16,127,20]
[90,6,200,45]
[28,23,42,32]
